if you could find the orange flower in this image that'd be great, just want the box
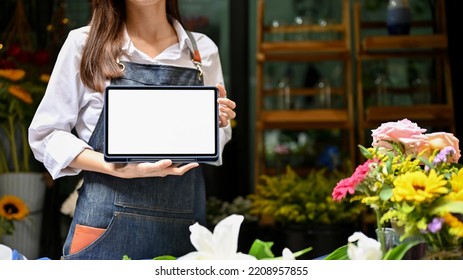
[40,74,50,83]
[8,85,33,104]
[0,195,29,221]
[0,69,26,81]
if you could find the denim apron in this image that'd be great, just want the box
[62,37,206,260]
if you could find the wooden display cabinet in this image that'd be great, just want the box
[353,0,455,147]
[254,0,355,186]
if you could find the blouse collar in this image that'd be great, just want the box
[120,19,194,56]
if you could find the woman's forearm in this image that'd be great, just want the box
[69,149,114,176]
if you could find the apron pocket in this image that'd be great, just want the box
[63,211,195,260]
[69,224,105,254]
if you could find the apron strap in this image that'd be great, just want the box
[186,31,202,63]
[186,31,203,80]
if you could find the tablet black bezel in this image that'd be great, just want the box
[103,85,220,163]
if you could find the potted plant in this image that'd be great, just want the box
[205,196,259,252]
[0,0,51,259]
[247,164,366,259]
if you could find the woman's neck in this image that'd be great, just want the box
[125,3,178,58]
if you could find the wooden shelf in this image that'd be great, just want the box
[257,51,349,62]
[260,40,349,54]
[259,109,351,129]
[365,105,454,125]
[361,34,447,52]
[264,23,346,34]
[263,87,344,97]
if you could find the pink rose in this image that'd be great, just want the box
[371,119,427,155]
[424,132,461,163]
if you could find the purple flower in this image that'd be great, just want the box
[432,146,456,165]
[427,217,444,233]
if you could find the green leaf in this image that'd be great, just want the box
[358,145,372,159]
[323,245,349,260]
[386,153,393,173]
[431,201,463,215]
[383,239,425,260]
[268,246,313,260]
[400,201,416,214]
[153,255,177,260]
[248,239,275,259]
[418,156,433,169]
[379,185,393,201]
[290,246,313,259]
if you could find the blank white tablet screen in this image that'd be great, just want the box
[106,88,216,155]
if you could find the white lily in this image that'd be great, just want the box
[347,232,382,260]
[178,214,257,260]
[0,244,27,260]
[281,248,296,260]
[0,244,13,260]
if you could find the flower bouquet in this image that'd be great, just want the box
[329,119,463,259]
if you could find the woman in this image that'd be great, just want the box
[28,0,236,260]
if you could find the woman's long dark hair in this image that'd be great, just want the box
[80,0,182,92]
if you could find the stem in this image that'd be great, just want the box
[0,142,8,173]
[7,115,20,172]
[20,122,30,171]
[375,209,386,255]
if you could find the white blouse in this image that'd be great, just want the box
[29,20,231,179]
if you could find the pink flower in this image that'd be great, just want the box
[332,177,355,201]
[274,144,290,155]
[424,132,461,163]
[332,160,373,201]
[371,119,427,155]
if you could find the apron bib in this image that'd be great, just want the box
[62,41,206,260]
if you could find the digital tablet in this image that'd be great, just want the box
[104,85,219,163]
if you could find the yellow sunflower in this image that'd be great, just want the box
[450,168,463,193]
[443,213,463,238]
[0,195,29,221]
[392,169,448,202]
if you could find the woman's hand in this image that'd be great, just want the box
[109,160,199,179]
[70,149,199,179]
[216,84,236,128]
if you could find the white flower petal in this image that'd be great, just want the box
[179,214,249,260]
[347,231,365,243]
[177,252,203,260]
[282,248,295,260]
[347,232,382,260]
[189,222,215,253]
[234,252,257,260]
[0,244,13,260]
[212,214,244,258]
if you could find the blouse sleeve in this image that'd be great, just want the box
[194,32,232,166]
[28,28,92,179]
